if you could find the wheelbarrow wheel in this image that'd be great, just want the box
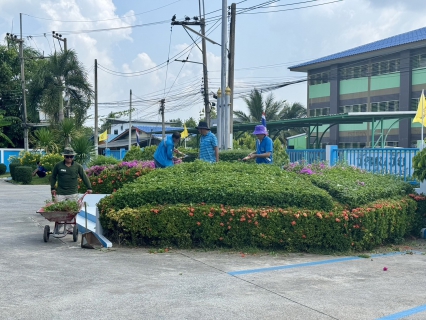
[43,225,50,242]
[72,225,78,242]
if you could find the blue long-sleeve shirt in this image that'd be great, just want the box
[153,136,175,167]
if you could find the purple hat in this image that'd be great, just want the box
[253,125,268,135]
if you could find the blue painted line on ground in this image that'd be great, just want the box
[376,304,426,320]
[228,251,424,276]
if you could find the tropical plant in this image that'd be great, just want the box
[276,102,308,143]
[233,89,285,122]
[70,135,95,166]
[33,128,58,154]
[27,49,93,126]
[56,118,76,147]
[0,111,21,147]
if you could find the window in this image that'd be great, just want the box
[379,102,387,112]
[361,104,367,112]
[113,129,118,135]
[412,98,420,111]
[339,64,368,80]
[352,104,360,112]
[309,71,330,85]
[121,125,123,130]
[412,54,426,69]
[338,106,344,114]
[371,59,399,76]
[371,103,378,112]
[309,109,315,117]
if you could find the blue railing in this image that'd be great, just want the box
[332,148,419,182]
[105,148,127,160]
[287,149,326,164]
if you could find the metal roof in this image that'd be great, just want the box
[290,27,426,70]
[134,125,184,133]
[205,112,417,134]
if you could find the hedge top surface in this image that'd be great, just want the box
[307,165,413,208]
[106,161,334,211]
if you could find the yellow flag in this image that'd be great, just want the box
[99,130,108,142]
[413,90,426,126]
[181,124,189,139]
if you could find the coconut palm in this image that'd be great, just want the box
[33,128,58,154]
[276,102,308,144]
[28,49,93,125]
[233,89,285,123]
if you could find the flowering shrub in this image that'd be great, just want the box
[103,161,334,212]
[307,166,413,209]
[88,155,119,167]
[283,161,328,174]
[98,197,418,251]
[39,153,63,172]
[79,167,154,194]
[18,151,43,169]
[85,159,182,177]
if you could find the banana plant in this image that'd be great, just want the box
[0,111,21,147]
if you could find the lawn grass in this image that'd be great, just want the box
[30,176,50,185]
[0,173,11,178]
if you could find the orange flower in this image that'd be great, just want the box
[291,221,296,226]
[208,213,214,218]
[316,212,323,219]
[228,225,232,230]
[240,217,246,222]
[260,211,267,218]
[335,218,341,223]
[219,237,223,241]
[294,213,300,219]
[302,235,306,239]
[189,212,194,217]
[196,222,201,226]
[254,221,259,226]
[220,222,224,227]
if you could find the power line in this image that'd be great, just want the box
[22,1,182,23]
[240,0,344,14]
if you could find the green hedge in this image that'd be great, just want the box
[0,163,6,175]
[103,161,334,211]
[123,146,157,161]
[219,150,251,162]
[98,198,417,251]
[88,155,119,167]
[15,166,33,184]
[307,166,413,209]
[9,162,20,180]
[78,167,153,194]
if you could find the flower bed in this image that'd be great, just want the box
[103,161,335,212]
[98,198,417,251]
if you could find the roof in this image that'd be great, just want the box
[212,111,417,133]
[290,27,426,71]
[134,125,184,133]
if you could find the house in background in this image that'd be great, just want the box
[289,26,426,149]
[98,124,184,152]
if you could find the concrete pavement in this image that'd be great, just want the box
[1,180,426,320]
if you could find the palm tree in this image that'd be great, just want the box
[234,89,285,122]
[0,111,21,147]
[276,102,308,144]
[28,49,93,125]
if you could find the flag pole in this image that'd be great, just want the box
[422,89,424,149]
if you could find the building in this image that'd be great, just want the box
[289,27,426,148]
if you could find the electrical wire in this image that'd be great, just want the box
[163,25,174,96]
[239,0,344,14]
[22,1,182,23]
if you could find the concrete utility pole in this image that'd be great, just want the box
[172,7,215,127]
[225,87,231,149]
[200,18,210,127]
[128,89,132,150]
[160,99,166,140]
[217,88,222,149]
[228,3,236,148]
[220,0,228,149]
[15,14,29,151]
[52,31,67,51]
[94,59,98,156]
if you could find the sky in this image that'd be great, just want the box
[0,0,425,126]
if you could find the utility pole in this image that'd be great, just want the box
[53,31,67,123]
[11,14,29,151]
[52,31,67,51]
[201,18,210,127]
[94,59,98,156]
[160,99,165,140]
[217,88,222,149]
[221,0,228,149]
[128,89,132,150]
[228,3,236,148]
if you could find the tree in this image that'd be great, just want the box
[28,49,93,127]
[0,111,21,147]
[276,102,308,144]
[0,43,43,147]
[169,118,183,127]
[185,117,197,128]
[233,89,285,123]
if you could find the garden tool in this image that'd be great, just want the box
[81,202,102,249]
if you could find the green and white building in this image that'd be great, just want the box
[289,27,426,148]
